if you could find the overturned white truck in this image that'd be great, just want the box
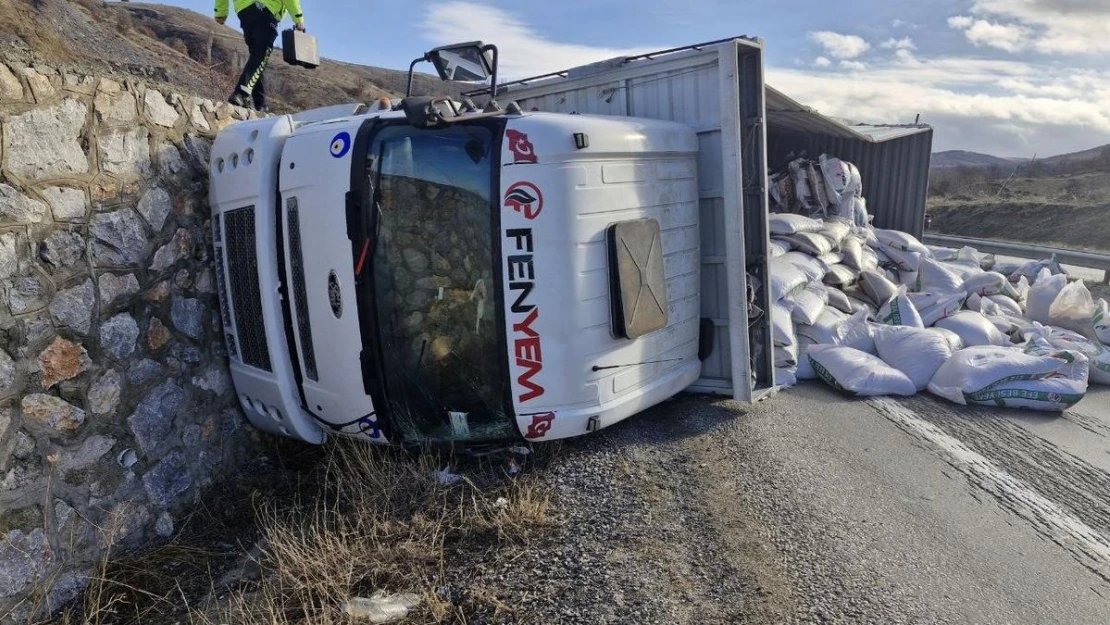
[209,38,933,446]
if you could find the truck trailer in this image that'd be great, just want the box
[208,37,933,446]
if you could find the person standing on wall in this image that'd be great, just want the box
[214,0,306,111]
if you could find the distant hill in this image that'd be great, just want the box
[931,150,1025,170]
[932,144,1110,171]
[0,0,461,113]
[1039,144,1110,168]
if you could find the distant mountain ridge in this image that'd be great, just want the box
[932,144,1110,170]
[930,150,1026,170]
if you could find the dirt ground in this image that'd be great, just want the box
[927,171,1110,254]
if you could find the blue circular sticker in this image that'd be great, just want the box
[329,132,352,158]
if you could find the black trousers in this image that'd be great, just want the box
[235,4,279,108]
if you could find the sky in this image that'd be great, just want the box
[164,0,1110,157]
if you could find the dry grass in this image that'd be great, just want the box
[39,440,554,625]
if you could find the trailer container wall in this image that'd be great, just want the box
[496,38,934,402]
[501,39,775,401]
[766,127,934,239]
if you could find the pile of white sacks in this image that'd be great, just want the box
[769,213,1110,412]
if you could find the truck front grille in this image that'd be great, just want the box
[224,207,272,372]
[286,198,318,381]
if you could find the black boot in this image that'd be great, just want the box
[228,89,251,108]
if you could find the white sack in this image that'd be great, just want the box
[796,337,818,380]
[836,310,878,354]
[818,252,844,268]
[820,220,852,246]
[882,247,922,273]
[928,327,964,352]
[927,246,958,262]
[769,238,792,258]
[787,231,835,256]
[819,156,856,205]
[875,228,930,254]
[772,302,795,347]
[808,345,917,397]
[782,252,829,282]
[935,311,1008,347]
[827,288,854,314]
[917,293,965,327]
[770,258,809,301]
[849,196,870,227]
[877,287,924,328]
[841,236,865,270]
[775,367,798,388]
[1095,299,1110,345]
[775,343,798,368]
[964,272,1020,300]
[1011,257,1065,284]
[769,213,823,236]
[860,270,899,308]
[858,226,879,248]
[796,308,850,345]
[942,259,985,281]
[860,246,880,271]
[916,258,964,294]
[928,345,1088,411]
[1026,326,1110,385]
[874,325,954,391]
[791,283,829,326]
[993,260,1022,277]
[986,295,1024,316]
[847,296,876,319]
[824,264,859,288]
[897,270,919,288]
[1026,269,1068,324]
[1049,280,1097,339]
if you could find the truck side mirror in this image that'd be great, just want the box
[427,42,494,82]
[406,41,500,99]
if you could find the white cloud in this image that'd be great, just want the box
[418,1,1110,156]
[894,48,917,63]
[768,56,1110,155]
[880,37,916,51]
[421,2,653,78]
[948,15,974,29]
[961,0,1110,54]
[948,16,1032,52]
[807,31,871,59]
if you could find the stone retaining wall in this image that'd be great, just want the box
[0,63,258,620]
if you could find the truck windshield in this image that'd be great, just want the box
[364,123,513,443]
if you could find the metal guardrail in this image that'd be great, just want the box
[923,233,1110,284]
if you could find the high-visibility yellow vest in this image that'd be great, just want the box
[214,0,304,24]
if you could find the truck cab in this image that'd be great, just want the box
[210,91,703,445]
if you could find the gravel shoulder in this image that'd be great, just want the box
[496,395,796,624]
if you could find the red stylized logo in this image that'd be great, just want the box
[525,413,554,439]
[504,182,543,220]
[506,129,538,164]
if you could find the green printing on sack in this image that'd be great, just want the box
[810,358,847,394]
[965,387,1084,407]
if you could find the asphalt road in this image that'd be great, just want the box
[724,383,1110,624]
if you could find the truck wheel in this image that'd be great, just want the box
[698,317,715,362]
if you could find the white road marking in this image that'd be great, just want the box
[868,397,1110,581]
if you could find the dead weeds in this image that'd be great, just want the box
[39,440,555,625]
